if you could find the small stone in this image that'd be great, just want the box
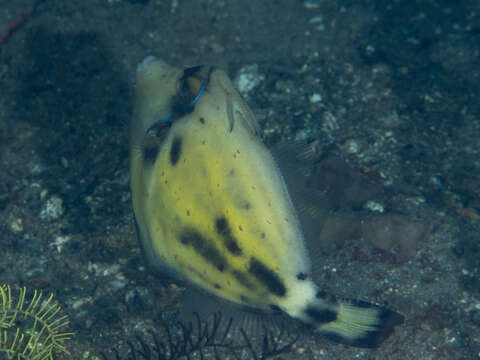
[234,64,264,94]
[304,1,320,9]
[40,189,48,201]
[40,196,64,221]
[61,157,69,168]
[72,297,92,310]
[309,93,322,103]
[365,44,376,55]
[365,200,385,213]
[50,235,70,253]
[9,218,23,233]
[309,15,324,24]
[344,139,360,154]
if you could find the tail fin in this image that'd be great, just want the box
[303,297,404,348]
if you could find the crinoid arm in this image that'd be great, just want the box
[0,284,74,360]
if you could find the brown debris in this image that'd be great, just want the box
[361,214,430,262]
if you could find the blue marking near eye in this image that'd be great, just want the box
[187,80,205,106]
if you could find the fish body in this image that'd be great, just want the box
[130,57,403,347]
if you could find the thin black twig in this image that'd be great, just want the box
[101,312,297,360]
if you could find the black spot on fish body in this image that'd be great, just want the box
[170,136,182,166]
[297,272,308,281]
[170,100,194,119]
[214,283,221,289]
[269,304,282,314]
[215,217,242,255]
[232,270,255,290]
[179,229,227,272]
[143,145,159,164]
[305,306,337,324]
[248,258,286,297]
[199,117,205,124]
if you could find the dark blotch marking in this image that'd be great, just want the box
[179,229,227,272]
[186,209,190,216]
[170,136,182,166]
[199,117,205,124]
[269,304,282,314]
[232,270,255,290]
[248,258,286,297]
[305,306,337,324]
[214,283,221,289]
[260,232,266,239]
[244,202,251,210]
[240,295,249,303]
[215,217,242,255]
[297,272,308,281]
[143,144,159,164]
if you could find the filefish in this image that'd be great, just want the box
[129,57,403,347]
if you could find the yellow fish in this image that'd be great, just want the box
[130,57,403,347]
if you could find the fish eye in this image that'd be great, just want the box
[178,65,210,105]
[170,65,211,119]
[178,75,204,106]
[185,76,205,105]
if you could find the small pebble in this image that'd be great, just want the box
[365,200,385,213]
[344,139,360,154]
[309,93,322,103]
[50,235,70,253]
[234,64,264,94]
[304,1,320,9]
[9,218,23,233]
[40,196,64,221]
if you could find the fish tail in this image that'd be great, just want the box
[301,296,404,348]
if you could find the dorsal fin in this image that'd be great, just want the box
[270,141,331,252]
